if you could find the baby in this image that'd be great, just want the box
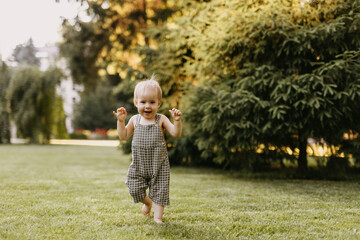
[113,76,182,223]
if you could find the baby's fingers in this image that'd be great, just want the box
[169,108,175,115]
[116,107,127,114]
[173,108,182,115]
[169,108,182,118]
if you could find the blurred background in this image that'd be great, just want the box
[1,0,360,178]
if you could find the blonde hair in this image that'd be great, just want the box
[134,74,162,101]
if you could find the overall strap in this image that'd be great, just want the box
[155,114,161,124]
[136,114,141,126]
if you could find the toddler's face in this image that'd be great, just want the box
[134,87,161,121]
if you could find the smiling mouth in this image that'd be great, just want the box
[144,110,152,114]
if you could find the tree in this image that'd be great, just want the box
[0,61,11,143]
[73,81,121,131]
[7,66,64,144]
[59,0,177,92]
[11,38,40,66]
[146,0,360,174]
[52,95,69,139]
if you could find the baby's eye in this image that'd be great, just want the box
[151,101,155,104]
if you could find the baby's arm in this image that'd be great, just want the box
[162,108,182,138]
[113,107,135,140]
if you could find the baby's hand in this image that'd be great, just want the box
[169,108,182,122]
[113,107,127,122]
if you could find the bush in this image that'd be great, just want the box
[325,156,350,180]
[69,132,88,139]
[73,83,120,131]
[120,135,132,154]
[167,135,212,167]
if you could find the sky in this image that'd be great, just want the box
[0,0,85,61]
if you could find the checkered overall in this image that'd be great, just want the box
[126,114,170,206]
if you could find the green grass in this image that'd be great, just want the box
[0,145,359,240]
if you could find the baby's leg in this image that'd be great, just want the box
[153,203,164,223]
[141,195,152,216]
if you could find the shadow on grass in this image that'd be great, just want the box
[172,165,360,182]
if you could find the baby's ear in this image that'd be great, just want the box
[134,98,138,107]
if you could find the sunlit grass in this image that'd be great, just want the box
[0,145,359,239]
[49,139,119,147]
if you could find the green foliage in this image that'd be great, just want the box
[167,134,210,167]
[7,66,64,143]
[340,135,360,168]
[138,23,189,109]
[58,0,360,175]
[163,0,360,172]
[73,82,120,131]
[69,131,88,139]
[60,0,181,134]
[0,61,11,143]
[60,19,105,91]
[52,96,69,139]
[325,156,350,180]
[59,0,178,92]
[120,135,132,155]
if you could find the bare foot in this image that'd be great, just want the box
[154,218,163,224]
[142,203,152,216]
[141,195,152,216]
[153,203,164,224]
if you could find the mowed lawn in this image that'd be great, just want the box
[0,145,359,240]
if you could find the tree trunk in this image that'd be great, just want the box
[0,113,11,144]
[297,135,308,176]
